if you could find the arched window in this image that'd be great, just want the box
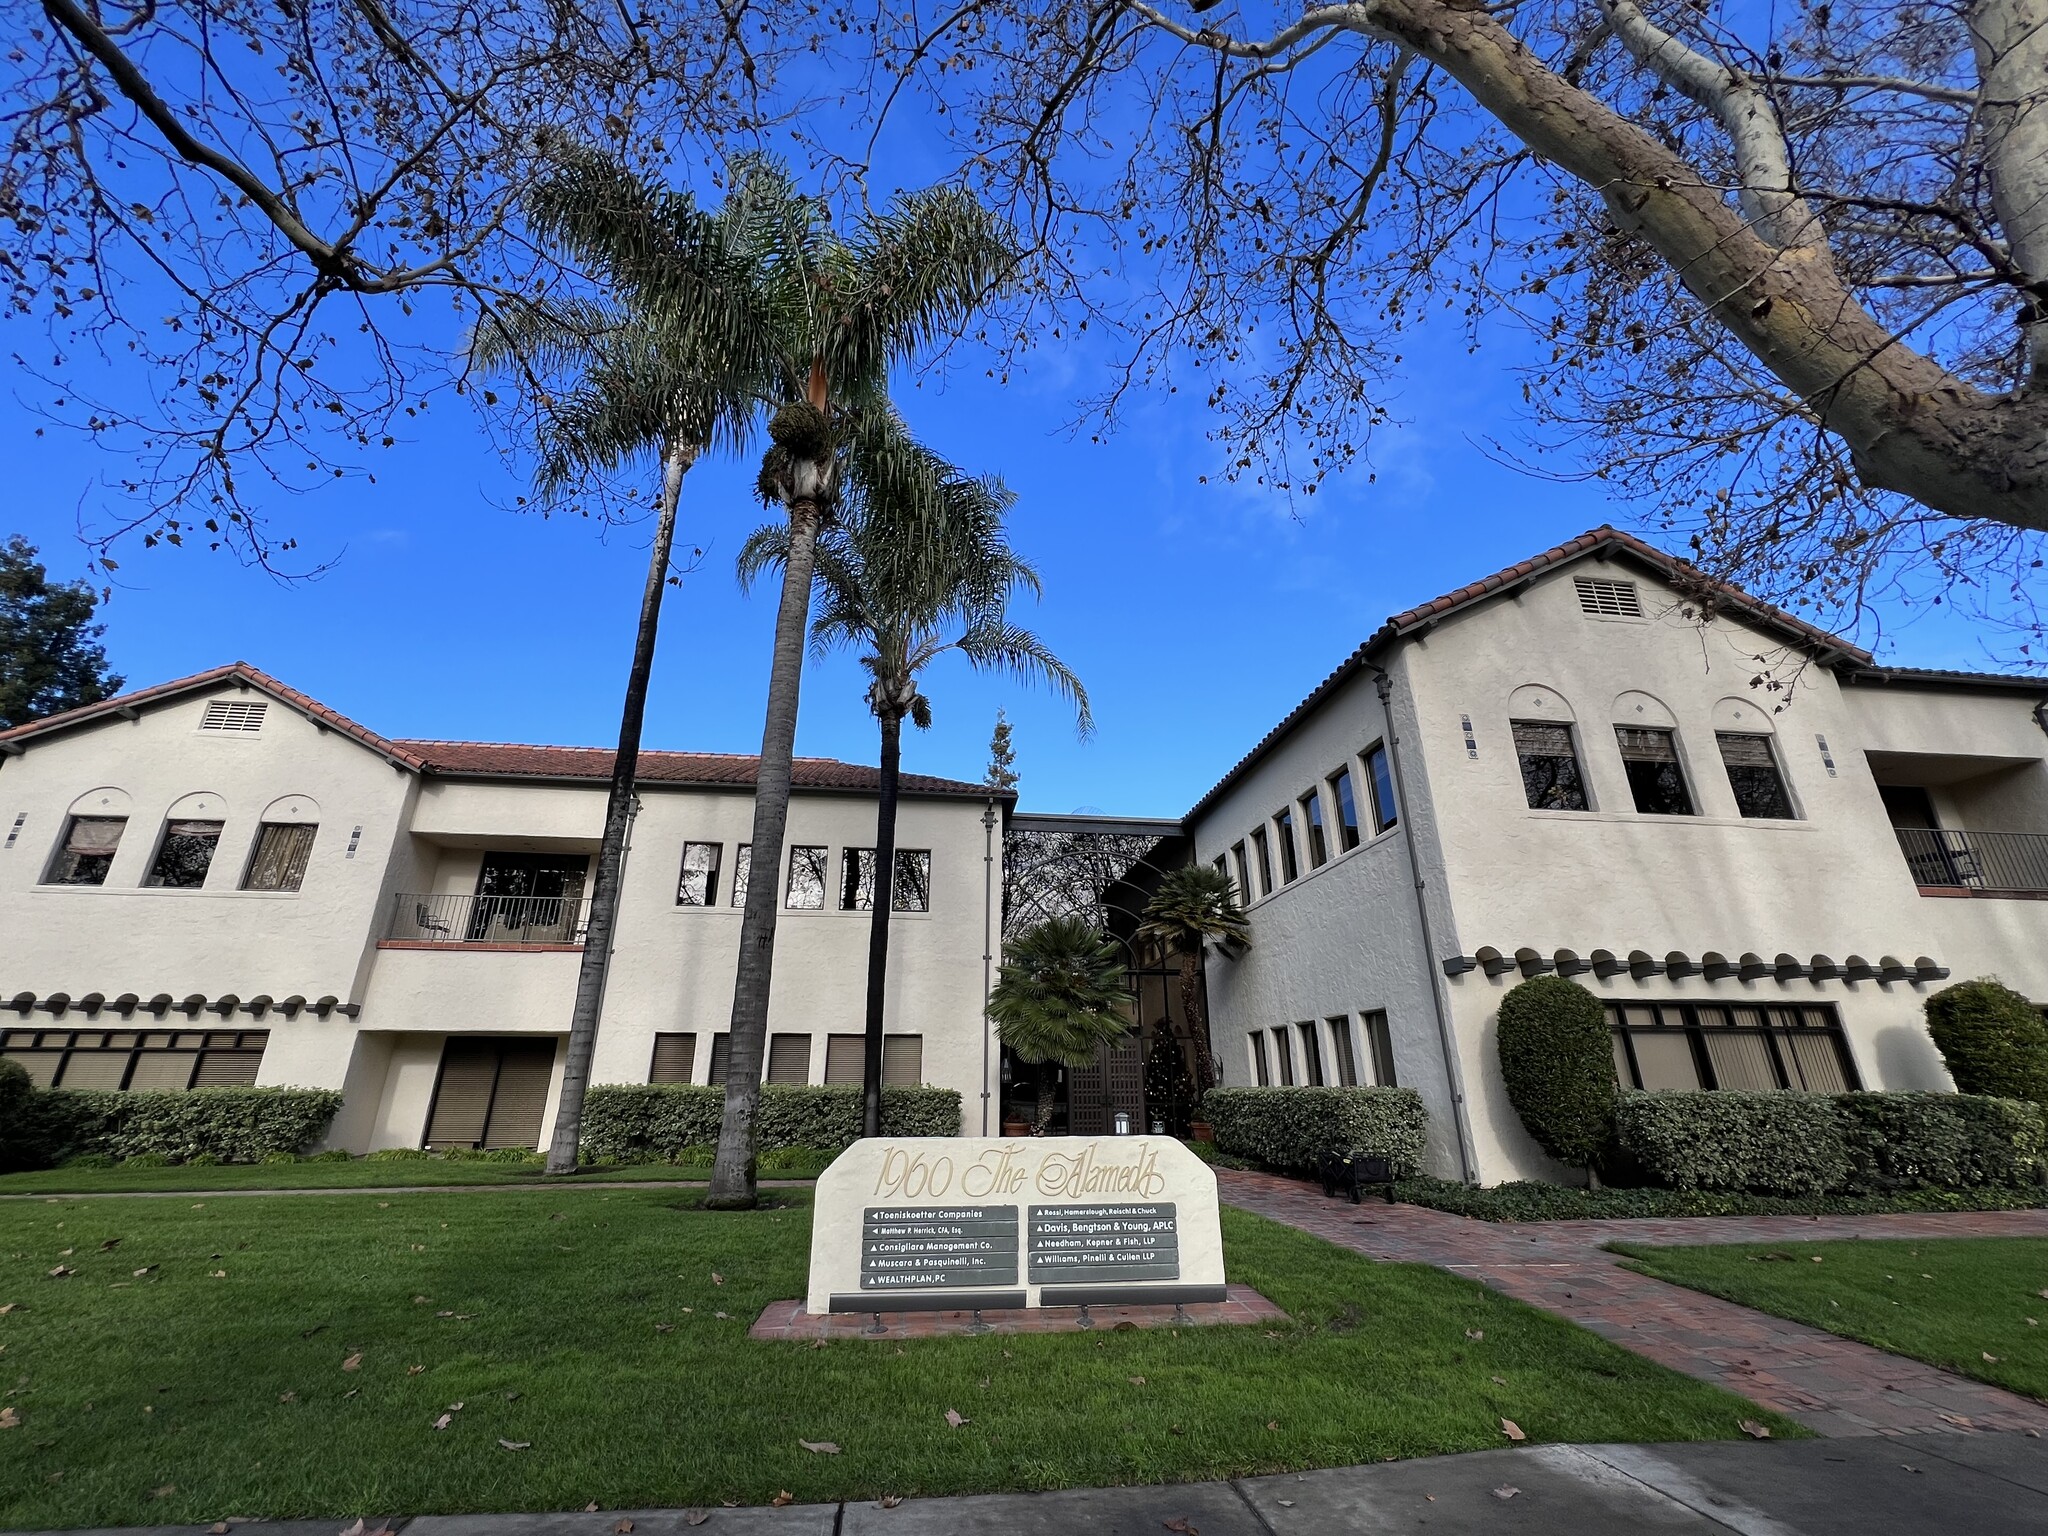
[146,792,229,888]
[244,795,321,891]
[1711,699,1797,819]
[44,787,132,886]
[1506,685,1588,810]
[1610,692,1695,816]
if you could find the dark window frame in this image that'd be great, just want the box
[1361,1010,1397,1086]
[1607,1001,1860,1093]
[145,818,227,889]
[1231,842,1252,903]
[1329,768,1362,851]
[241,821,317,892]
[1250,826,1274,895]
[1615,726,1697,816]
[1363,743,1399,832]
[1296,1020,1324,1085]
[1273,808,1300,883]
[784,845,829,910]
[1511,720,1591,811]
[44,814,127,887]
[1300,790,1328,868]
[1249,1031,1270,1086]
[1718,732,1798,820]
[1326,1015,1358,1086]
[676,841,723,907]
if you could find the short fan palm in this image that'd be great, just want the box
[987,917,1131,1132]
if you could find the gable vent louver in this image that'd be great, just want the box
[199,699,268,733]
[1573,576,1643,618]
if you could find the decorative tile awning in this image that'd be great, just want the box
[1441,947,1948,985]
[1,991,357,1020]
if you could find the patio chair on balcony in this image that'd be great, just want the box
[414,901,454,940]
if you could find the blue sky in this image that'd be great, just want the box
[2,235,2008,822]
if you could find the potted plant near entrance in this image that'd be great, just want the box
[987,917,1131,1133]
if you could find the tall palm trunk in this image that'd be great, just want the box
[860,707,904,1138]
[545,439,691,1175]
[1179,950,1217,1092]
[707,492,827,1208]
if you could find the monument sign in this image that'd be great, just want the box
[808,1136,1224,1314]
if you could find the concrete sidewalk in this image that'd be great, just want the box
[14,1434,2048,1536]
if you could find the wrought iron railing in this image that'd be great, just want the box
[1894,828,2048,894]
[386,891,591,945]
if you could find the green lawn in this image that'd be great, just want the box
[1,1190,1797,1529]
[0,1156,829,1197]
[1615,1236,2048,1401]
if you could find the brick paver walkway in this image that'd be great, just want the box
[1218,1168,2048,1437]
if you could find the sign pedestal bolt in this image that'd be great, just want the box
[1075,1303,1094,1330]
[1172,1302,1192,1327]
[865,1312,888,1336]
[966,1309,992,1335]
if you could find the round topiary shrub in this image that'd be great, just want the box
[1496,976,1617,1180]
[1926,978,2048,1109]
[0,1059,41,1173]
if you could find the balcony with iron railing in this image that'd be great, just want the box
[383,891,591,948]
[1894,828,2048,897]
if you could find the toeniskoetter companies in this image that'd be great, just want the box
[5,525,2048,1185]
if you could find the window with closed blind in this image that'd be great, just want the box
[1326,1016,1358,1086]
[1361,1010,1397,1087]
[0,1028,266,1091]
[1608,1002,1858,1093]
[424,1036,556,1149]
[243,822,316,891]
[1512,721,1590,810]
[1296,1021,1323,1085]
[1719,733,1797,819]
[1249,1031,1270,1086]
[649,1032,697,1083]
[45,815,125,886]
[824,1033,925,1085]
[765,1032,812,1084]
[1272,1025,1294,1085]
[1615,727,1695,815]
[708,1033,731,1084]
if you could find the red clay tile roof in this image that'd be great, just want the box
[1184,526,1871,826]
[0,661,426,768]
[0,661,997,799]
[395,739,994,798]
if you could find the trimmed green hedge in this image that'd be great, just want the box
[40,1087,343,1164]
[1926,978,2048,1109]
[1615,1089,2045,1195]
[579,1083,962,1163]
[1394,1175,2048,1223]
[1200,1086,1427,1176]
[1496,976,1615,1172]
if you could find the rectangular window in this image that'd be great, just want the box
[825,1033,863,1085]
[146,820,225,888]
[838,848,934,911]
[650,1032,697,1083]
[707,1033,731,1084]
[730,845,751,907]
[766,1032,812,1084]
[835,1032,926,1086]
[1364,744,1398,832]
[1607,1002,1858,1092]
[1250,826,1274,895]
[1296,1021,1324,1086]
[1329,769,1361,851]
[1272,1026,1295,1086]
[1616,727,1695,816]
[242,822,316,892]
[1231,842,1252,903]
[1,1029,267,1092]
[1327,1016,1358,1086]
[1249,1032,1270,1086]
[1273,809,1299,883]
[676,841,722,906]
[1301,791,1328,868]
[785,845,828,909]
[1512,721,1589,810]
[1361,1010,1396,1086]
[45,815,126,886]
[1718,733,1796,819]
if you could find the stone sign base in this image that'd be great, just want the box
[750,1284,1286,1341]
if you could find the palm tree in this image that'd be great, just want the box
[705,188,1016,1208]
[469,144,789,1175]
[739,430,1091,1138]
[987,917,1131,1132]
[1138,864,1250,1093]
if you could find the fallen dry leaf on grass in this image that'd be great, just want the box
[0,1304,13,1314]
[1128,1376,1147,1386]
[150,1484,176,1498]
[341,1353,363,1372]
[133,1266,157,1278]
[498,1439,531,1451]
[407,1365,426,1376]
[432,1414,453,1431]
[210,1270,227,1279]
[1740,1420,1772,1439]
[1492,1485,1520,1501]
[655,1324,675,1335]
[945,1409,968,1428]
[714,1311,731,1320]
[878,1495,903,1509]
[0,1407,20,1430]
[1465,1329,1484,1341]
[1265,1420,1280,1431]
[279,1391,297,1404]
[770,1490,794,1507]
[100,1238,121,1251]
[1499,1418,1526,1442]
[47,1266,73,1279]
[1490,1376,1507,1386]
[800,1439,841,1454]
[1986,1352,2003,1362]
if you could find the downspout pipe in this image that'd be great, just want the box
[981,797,998,1136]
[1365,661,1479,1186]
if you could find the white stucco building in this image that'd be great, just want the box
[1186,527,2048,1185]
[0,664,1007,1152]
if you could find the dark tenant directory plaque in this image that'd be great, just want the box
[1026,1202,1180,1285]
[859,1205,1020,1291]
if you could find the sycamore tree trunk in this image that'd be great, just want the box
[545,438,691,1175]
[1178,948,1217,1092]
[860,708,905,1139]
[707,493,828,1208]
